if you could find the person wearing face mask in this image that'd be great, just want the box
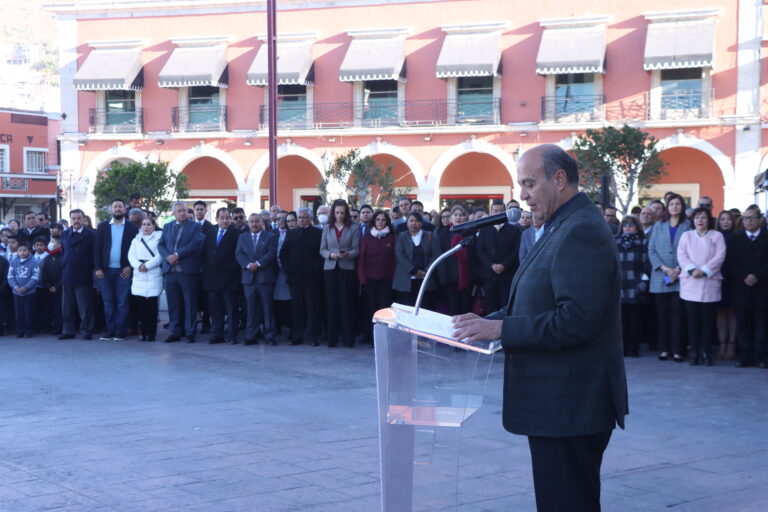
[128,217,163,341]
[41,237,64,335]
[315,205,330,228]
[715,210,738,359]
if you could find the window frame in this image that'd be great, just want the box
[23,147,49,174]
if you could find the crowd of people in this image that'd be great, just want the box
[0,192,765,369]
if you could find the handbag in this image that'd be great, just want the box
[471,285,487,316]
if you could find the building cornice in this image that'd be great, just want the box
[538,16,612,28]
[440,22,508,35]
[643,9,721,22]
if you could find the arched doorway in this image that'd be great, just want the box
[343,154,418,208]
[259,155,324,211]
[438,152,514,210]
[181,156,239,220]
[642,147,725,211]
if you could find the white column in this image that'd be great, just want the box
[58,16,79,135]
[732,0,763,208]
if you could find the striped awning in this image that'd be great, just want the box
[73,47,144,91]
[158,45,229,88]
[435,32,502,78]
[644,18,716,70]
[247,40,315,86]
[536,25,606,74]
[339,36,406,82]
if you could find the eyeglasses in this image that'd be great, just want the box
[743,215,759,221]
[233,215,245,220]
[699,203,712,208]
[287,219,297,223]
[441,214,450,219]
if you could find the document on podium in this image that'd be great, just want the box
[390,303,501,354]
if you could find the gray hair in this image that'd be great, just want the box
[541,146,579,186]
[172,201,187,211]
[129,208,145,219]
[297,207,313,218]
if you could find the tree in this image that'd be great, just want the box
[318,149,409,207]
[572,125,666,215]
[92,160,188,221]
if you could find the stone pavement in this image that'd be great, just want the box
[0,332,766,512]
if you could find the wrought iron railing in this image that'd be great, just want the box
[259,98,501,130]
[172,105,228,132]
[648,89,714,120]
[540,94,605,122]
[88,108,144,134]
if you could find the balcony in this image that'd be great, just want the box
[172,106,228,133]
[259,98,501,130]
[88,108,144,134]
[541,95,605,123]
[647,89,714,121]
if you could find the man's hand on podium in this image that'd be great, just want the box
[451,313,502,343]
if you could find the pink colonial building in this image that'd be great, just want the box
[48,0,767,219]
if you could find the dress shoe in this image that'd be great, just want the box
[146,337,155,342]
[267,340,276,346]
[244,338,257,346]
[289,340,303,346]
[185,336,196,344]
[310,341,319,346]
[200,326,210,334]
[164,335,181,343]
[139,335,147,341]
[736,360,754,368]
[58,334,75,340]
[208,336,225,344]
[228,339,239,345]
[673,354,684,363]
[82,334,92,340]
[328,342,337,348]
[100,334,115,341]
[758,361,768,369]
[658,352,669,361]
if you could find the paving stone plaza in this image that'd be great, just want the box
[0,333,766,512]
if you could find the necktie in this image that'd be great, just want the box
[216,229,224,246]
[173,224,184,251]
[252,233,258,252]
[750,233,756,242]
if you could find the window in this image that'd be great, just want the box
[457,76,494,122]
[0,146,8,173]
[555,73,595,114]
[24,149,47,173]
[105,90,136,127]
[278,84,307,126]
[189,86,221,126]
[660,68,703,110]
[364,80,398,124]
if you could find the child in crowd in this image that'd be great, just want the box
[41,237,63,334]
[0,228,10,258]
[49,223,63,239]
[6,235,18,262]
[32,236,50,331]
[7,241,39,338]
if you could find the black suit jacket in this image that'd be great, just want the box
[200,226,241,292]
[724,231,768,311]
[280,226,324,286]
[487,192,628,437]
[93,220,139,271]
[195,219,215,235]
[475,223,522,280]
[17,226,51,245]
[61,227,95,287]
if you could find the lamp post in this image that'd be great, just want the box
[267,0,278,207]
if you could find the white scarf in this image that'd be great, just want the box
[370,226,390,238]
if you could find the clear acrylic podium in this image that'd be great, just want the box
[373,307,501,512]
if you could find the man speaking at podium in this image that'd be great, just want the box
[453,144,628,512]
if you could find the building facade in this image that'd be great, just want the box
[0,108,60,223]
[48,0,766,219]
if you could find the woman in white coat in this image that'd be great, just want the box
[127,217,163,341]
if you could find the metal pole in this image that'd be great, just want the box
[267,0,278,206]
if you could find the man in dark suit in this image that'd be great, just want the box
[192,200,214,334]
[93,198,139,341]
[59,209,96,340]
[476,199,522,313]
[280,206,323,346]
[725,206,768,368]
[236,213,278,345]
[17,211,51,245]
[201,207,241,344]
[453,144,628,512]
[158,201,205,343]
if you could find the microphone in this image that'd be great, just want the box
[449,208,521,234]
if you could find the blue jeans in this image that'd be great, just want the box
[98,268,132,336]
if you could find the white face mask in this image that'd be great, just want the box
[48,242,56,251]
[317,214,328,225]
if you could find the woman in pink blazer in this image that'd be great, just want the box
[677,207,727,366]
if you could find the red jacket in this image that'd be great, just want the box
[357,230,396,284]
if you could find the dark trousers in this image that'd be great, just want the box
[132,295,158,339]
[365,279,393,343]
[13,292,36,336]
[97,268,132,337]
[48,289,62,333]
[289,283,321,344]
[244,282,275,341]
[274,299,292,335]
[209,289,238,342]
[621,303,642,356]
[528,430,612,512]
[0,290,13,333]
[483,273,513,314]
[685,300,717,359]
[197,286,210,331]
[736,309,768,364]
[443,284,471,316]
[164,272,199,338]
[62,285,95,336]
[324,268,356,346]
[397,279,432,309]
[654,292,683,354]
[34,286,49,332]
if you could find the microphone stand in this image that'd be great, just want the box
[414,229,477,315]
